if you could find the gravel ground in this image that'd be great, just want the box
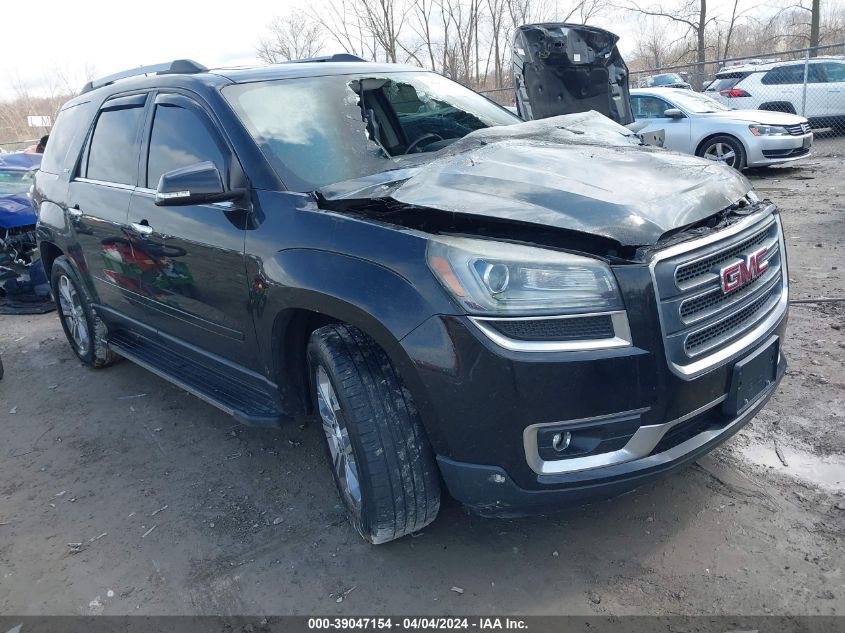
[0,156,843,616]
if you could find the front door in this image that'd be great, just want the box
[630,95,692,153]
[124,93,257,368]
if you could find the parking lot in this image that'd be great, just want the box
[0,154,843,616]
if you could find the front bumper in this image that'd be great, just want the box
[437,355,784,515]
[398,213,789,513]
[746,132,813,167]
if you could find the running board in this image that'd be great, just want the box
[107,330,285,427]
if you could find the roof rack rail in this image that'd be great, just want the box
[285,53,366,64]
[80,59,208,94]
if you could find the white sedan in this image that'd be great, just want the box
[629,87,813,169]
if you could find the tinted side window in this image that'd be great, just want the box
[86,106,145,185]
[146,104,225,189]
[822,62,845,82]
[40,102,92,175]
[762,65,803,85]
[762,64,824,85]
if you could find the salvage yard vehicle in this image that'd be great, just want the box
[704,57,845,133]
[630,87,813,169]
[637,73,692,90]
[35,57,788,544]
[0,152,53,314]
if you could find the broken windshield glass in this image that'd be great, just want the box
[223,72,519,191]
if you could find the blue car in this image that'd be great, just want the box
[0,152,53,313]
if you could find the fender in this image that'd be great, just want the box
[257,248,446,354]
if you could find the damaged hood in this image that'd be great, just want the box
[0,194,36,230]
[321,112,751,247]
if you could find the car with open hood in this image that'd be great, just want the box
[34,58,788,543]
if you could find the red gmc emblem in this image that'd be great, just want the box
[720,247,769,293]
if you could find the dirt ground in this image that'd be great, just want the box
[0,156,843,617]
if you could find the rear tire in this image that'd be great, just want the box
[697,135,746,170]
[51,256,119,368]
[307,323,440,544]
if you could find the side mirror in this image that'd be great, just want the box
[155,161,245,207]
[663,108,685,119]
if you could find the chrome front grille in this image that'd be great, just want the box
[785,122,811,136]
[652,212,787,377]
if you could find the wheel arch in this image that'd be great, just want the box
[261,249,449,421]
[39,241,64,280]
[269,303,434,431]
[694,132,749,167]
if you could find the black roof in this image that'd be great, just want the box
[66,58,424,110]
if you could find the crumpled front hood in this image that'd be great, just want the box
[391,141,749,246]
[322,112,751,247]
[0,194,37,230]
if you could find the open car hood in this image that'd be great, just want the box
[319,112,751,248]
[512,23,633,125]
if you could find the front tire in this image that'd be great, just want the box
[51,256,118,368]
[698,135,746,170]
[307,324,440,544]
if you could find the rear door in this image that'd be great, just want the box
[67,94,147,314]
[125,92,257,367]
[630,94,692,153]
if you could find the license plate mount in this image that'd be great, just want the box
[802,136,812,149]
[723,337,779,417]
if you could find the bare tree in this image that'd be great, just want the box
[257,10,325,63]
[409,0,439,69]
[620,0,716,87]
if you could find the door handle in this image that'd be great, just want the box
[130,222,153,236]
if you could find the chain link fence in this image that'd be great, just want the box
[0,139,38,153]
[632,43,845,155]
[479,43,845,155]
[478,86,514,107]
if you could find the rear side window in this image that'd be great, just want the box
[40,103,92,175]
[146,104,225,189]
[821,62,845,82]
[705,73,749,91]
[85,105,145,185]
[762,65,824,85]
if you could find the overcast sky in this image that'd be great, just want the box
[0,0,274,99]
[0,0,775,100]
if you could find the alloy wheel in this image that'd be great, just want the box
[703,142,737,167]
[57,274,90,356]
[315,366,362,511]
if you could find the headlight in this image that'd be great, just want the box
[426,236,623,315]
[749,124,789,136]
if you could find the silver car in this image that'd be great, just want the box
[630,87,813,169]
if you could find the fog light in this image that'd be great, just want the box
[552,431,572,453]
